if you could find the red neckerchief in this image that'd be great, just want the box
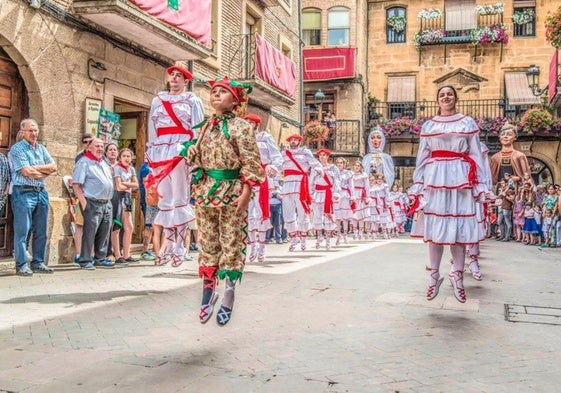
[117,162,130,171]
[84,151,102,163]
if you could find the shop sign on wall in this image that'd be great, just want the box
[84,98,102,136]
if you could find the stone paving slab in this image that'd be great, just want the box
[0,237,560,391]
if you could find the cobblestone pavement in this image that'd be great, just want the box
[0,237,560,392]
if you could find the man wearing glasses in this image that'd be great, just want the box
[8,119,57,276]
[75,132,94,163]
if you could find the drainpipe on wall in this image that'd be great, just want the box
[187,60,194,92]
[298,0,304,134]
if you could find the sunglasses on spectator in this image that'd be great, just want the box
[82,139,93,144]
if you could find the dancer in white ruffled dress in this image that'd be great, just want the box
[408,85,489,303]
[350,161,369,239]
[389,184,407,235]
[145,64,205,267]
[334,157,354,245]
[244,114,282,263]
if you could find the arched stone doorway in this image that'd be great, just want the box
[528,157,554,186]
[0,48,28,258]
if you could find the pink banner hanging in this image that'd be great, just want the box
[255,34,297,97]
[128,0,211,46]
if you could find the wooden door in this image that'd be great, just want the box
[0,51,27,258]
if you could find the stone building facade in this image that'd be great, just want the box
[367,0,561,189]
[301,0,368,157]
[0,0,301,266]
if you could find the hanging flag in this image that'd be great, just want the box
[255,34,297,97]
[303,47,356,81]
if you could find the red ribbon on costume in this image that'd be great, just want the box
[341,187,351,197]
[258,164,270,222]
[145,156,184,189]
[354,186,367,201]
[145,98,194,190]
[160,99,194,137]
[406,196,420,217]
[315,173,333,214]
[284,150,312,214]
[371,197,380,214]
[431,150,478,187]
[84,151,102,163]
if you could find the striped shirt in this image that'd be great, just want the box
[0,153,9,211]
[8,140,54,187]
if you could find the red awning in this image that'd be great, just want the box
[255,34,297,97]
[128,0,211,46]
[303,48,356,81]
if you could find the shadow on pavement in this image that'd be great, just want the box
[1,290,164,305]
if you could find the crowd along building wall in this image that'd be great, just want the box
[0,0,301,266]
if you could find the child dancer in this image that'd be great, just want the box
[334,157,354,245]
[310,148,340,250]
[372,173,392,239]
[390,184,406,236]
[351,161,369,239]
[364,175,380,239]
[188,77,265,326]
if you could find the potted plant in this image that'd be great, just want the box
[475,2,504,15]
[545,6,561,50]
[519,107,553,135]
[387,15,406,32]
[414,29,445,50]
[470,24,509,45]
[417,8,442,20]
[303,120,329,144]
[512,9,535,25]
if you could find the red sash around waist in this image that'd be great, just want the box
[283,150,312,214]
[354,186,367,200]
[431,150,478,187]
[315,174,333,215]
[157,126,194,138]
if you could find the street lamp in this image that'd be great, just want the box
[313,88,326,121]
[526,64,548,97]
[314,89,326,107]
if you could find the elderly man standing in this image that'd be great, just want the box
[8,119,57,276]
[72,137,115,270]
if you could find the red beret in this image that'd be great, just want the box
[315,148,331,156]
[244,114,262,125]
[286,133,303,142]
[167,65,193,81]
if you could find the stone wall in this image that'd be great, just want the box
[367,0,560,103]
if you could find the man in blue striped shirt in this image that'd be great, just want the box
[8,119,57,276]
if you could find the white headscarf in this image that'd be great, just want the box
[362,128,395,187]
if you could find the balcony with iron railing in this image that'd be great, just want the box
[367,99,559,147]
[415,10,507,64]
